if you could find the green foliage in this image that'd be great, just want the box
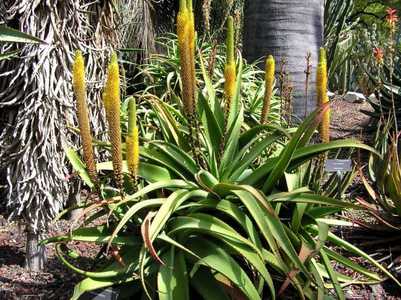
[364,118,401,229]
[0,24,45,60]
[364,59,401,127]
[0,24,44,44]
[325,0,400,93]
[46,98,394,299]
[47,69,395,300]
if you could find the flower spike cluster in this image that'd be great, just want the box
[261,55,275,124]
[103,52,123,189]
[72,50,98,187]
[316,48,330,143]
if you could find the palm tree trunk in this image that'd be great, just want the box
[0,0,119,271]
[25,226,46,272]
[243,0,324,120]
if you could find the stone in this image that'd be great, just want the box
[343,92,366,103]
[368,93,378,102]
[328,91,335,98]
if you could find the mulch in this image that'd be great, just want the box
[330,97,374,142]
[1,98,400,300]
[0,214,103,300]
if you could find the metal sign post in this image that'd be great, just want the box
[324,159,352,199]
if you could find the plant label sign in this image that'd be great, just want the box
[80,288,119,300]
[324,159,352,173]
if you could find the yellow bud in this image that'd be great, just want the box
[261,55,275,124]
[316,48,330,143]
[126,98,139,179]
[224,17,236,115]
[127,127,139,178]
[224,62,236,114]
[72,50,98,187]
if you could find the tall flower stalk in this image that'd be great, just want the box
[126,97,140,189]
[72,50,98,188]
[261,55,275,124]
[386,7,398,134]
[316,48,330,143]
[177,0,204,168]
[177,0,195,116]
[224,16,236,116]
[219,16,236,158]
[103,52,123,190]
[373,47,385,120]
[304,52,312,119]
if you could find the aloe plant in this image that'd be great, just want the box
[45,101,395,299]
[364,61,401,128]
[42,7,401,300]
[359,118,401,230]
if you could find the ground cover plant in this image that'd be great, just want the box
[40,1,401,299]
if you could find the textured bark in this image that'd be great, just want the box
[0,0,118,234]
[243,0,324,120]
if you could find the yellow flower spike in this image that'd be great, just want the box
[103,52,123,189]
[316,48,330,143]
[224,16,236,115]
[261,55,275,124]
[187,0,196,102]
[72,50,98,187]
[177,0,195,116]
[126,98,139,180]
[187,0,195,46]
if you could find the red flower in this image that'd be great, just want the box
[373,47,384,64]
[386,7,398,28]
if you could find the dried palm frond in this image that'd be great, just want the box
[118,0,176,63]
[0,0,119,233]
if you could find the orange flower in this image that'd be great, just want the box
[373,47,384,64]
[386,7,398,29]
